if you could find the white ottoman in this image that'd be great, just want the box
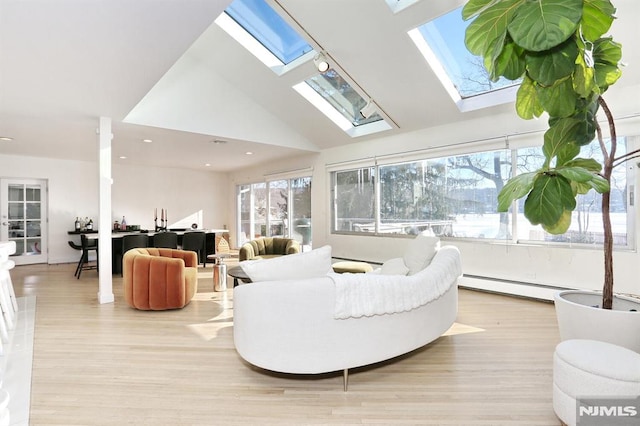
[553,339,640,426]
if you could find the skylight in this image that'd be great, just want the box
[385,0,421,14]
[219,0,394,137]
[220,0,312,73]
[293,69,392,138]
[408,6,519,112]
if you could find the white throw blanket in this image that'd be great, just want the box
[331,247,462,319]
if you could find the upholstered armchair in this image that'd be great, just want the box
[123,248,198,310]
[239,237,301,261]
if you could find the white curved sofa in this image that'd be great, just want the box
[233,243,462,390]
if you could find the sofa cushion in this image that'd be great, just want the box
[403,231,440,275]
[241,245,333,282]
[380,257,410,276]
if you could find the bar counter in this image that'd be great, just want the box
[68,229,229,274]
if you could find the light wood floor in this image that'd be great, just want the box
[11,257,562,425]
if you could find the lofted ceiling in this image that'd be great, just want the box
[1,0,639,172]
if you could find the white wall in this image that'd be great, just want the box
[0,154,228,264]
[228,102,640,298]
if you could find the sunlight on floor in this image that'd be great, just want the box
[443,322,485,336]
[188,290,234,341]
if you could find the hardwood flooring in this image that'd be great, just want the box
[10,257,561,425]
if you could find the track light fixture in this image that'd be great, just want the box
[313,52,330,73]
[359,100,377,119]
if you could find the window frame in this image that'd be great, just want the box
[330,138,637,252]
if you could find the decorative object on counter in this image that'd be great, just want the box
[74,216,94,231]
[120,216,127,231]
[113,221,119,231]
[154,207,169,232]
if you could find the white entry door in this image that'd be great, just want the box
[0,178,48,265]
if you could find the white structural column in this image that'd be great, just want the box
[97,117,114,304]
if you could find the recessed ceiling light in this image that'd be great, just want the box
[245,151,253,155]
[0,137,13,141]
[119,156,127,159]
[205,163,211,167]
[142,139,153,143]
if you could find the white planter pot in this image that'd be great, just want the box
[554,290,640,353]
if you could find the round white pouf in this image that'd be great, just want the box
[553,339,640,426]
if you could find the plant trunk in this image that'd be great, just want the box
[598,97,616,310]
[601,189,613,310]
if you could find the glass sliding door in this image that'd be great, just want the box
[253,183,267,238]
[238,184,251,247]
[291,177,312,249]
[237,175,312,249]
[268,180,288,237]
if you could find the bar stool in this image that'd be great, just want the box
[182,232,206,267]
[152,231,178,249]
[75,234,98,279]
[119,234,149,276]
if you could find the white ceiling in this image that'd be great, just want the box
[1,0,639,172]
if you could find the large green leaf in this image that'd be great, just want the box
[556,166,597,183]
[543,118,582,164]
[491,37,526,80]
[593,37,623,91]
[465,0,521,57]
[570,98,599,144]
[586,174,610,193]
[573,54,596,97]
[582,0,616,41]
[485,30,508,80]
[462,0,501,20]
[526,38,579,85]
[573,180,594,195]
[542,209,572,234]
[555,141,580,167]
[508,0,582,52]
[563,157,602,172]
[500,41,527,80]
[536,78,577,117]
[523,173,576,226]
[516,76,544,119]
[497,172,537,211]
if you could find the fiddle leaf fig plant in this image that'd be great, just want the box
[463,0,640,309]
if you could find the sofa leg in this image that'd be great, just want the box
[343,369,349,392]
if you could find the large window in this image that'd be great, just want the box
[332,168,375,233]
[332,137,634,249]
[237,176,312,249]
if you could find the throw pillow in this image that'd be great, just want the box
[380,257,409,276]
[240,245,333,282]
[402,231,440,275]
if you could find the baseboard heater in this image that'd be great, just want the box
[459,274,570,302]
